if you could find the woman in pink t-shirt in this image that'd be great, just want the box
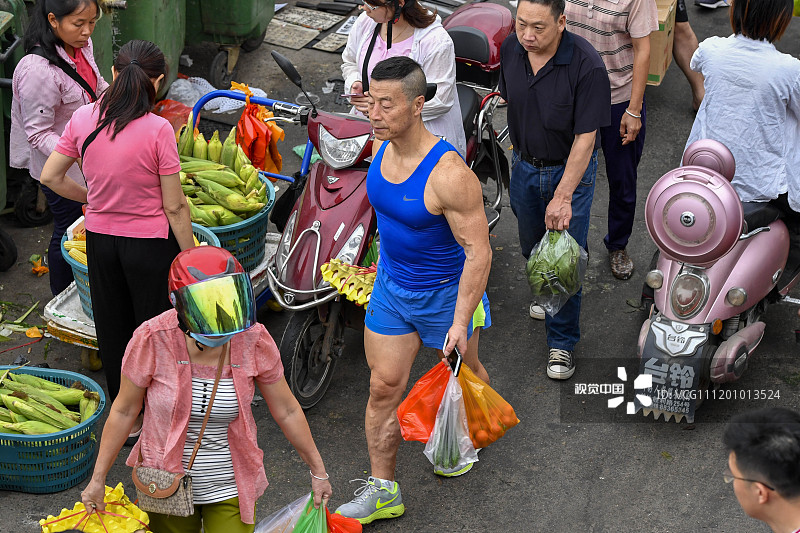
[40,40,194,438]
[11,0,108,296]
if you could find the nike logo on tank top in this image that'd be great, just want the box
[367,139,466,290]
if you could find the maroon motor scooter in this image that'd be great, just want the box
[267,5,514,408]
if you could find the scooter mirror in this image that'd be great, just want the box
[425,83,437,102]
[271,51,303,88]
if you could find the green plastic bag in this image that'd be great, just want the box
[293,491,327,533]
[794,0,799,17]
[525,230,588,316]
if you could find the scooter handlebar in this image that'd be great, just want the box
[191,90,305,129]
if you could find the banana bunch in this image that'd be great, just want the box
[177,114,270,228]
[320,259,377,307]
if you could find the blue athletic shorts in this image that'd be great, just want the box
[365,270,491,349]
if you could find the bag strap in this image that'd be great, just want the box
[186,344,227,470]
[29,45,97,102]
[136,344,228,469]
[361,24,382,94]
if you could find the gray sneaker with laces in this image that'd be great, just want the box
[335,476,405,524]
[547,348,575,379]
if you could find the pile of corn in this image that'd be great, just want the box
[0,370,100,436]
[177,112,268,228]
[63,233,87,267]
[40,482,149,533]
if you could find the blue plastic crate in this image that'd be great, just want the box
[207,174,276,272]
[0,366,107,493]
[61,224,222,321]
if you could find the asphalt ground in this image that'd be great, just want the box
[2,3,800,532]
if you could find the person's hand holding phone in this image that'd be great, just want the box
[349,81,370,116]
[443,327,467,376]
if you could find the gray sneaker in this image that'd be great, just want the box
[335,476,405,524]
[547,348,575,379]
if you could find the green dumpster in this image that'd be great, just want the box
[185,0,273,88]
[111,0,186,97]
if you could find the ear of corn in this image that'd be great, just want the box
[0,406,12,423]
[178,112,195,157]
[208,130,223,163]
[220,126,237,168]
[192,132,208,160]
[2,421,61,435]
[68,248,88,266]
[3,381,71,411]
[8,373,66,392]
[79,391,100,421]
[63,240,86,253]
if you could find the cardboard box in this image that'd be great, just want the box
[647,0,677,86]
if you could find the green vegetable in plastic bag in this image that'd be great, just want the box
[293,491,327,533]
[525,230,587,315]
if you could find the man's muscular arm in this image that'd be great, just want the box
[428,152,492,356]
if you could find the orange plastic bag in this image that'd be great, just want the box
[458,363,519,449]
[232,82,284,174]
[325,508,362,533]
[397,360,450,443]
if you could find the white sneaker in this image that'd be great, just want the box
[694,0,728,7]
[529,303,545,320]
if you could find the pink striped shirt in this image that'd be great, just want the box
[121,310,284,524]
[565,0,658,104]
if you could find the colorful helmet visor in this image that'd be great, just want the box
[171,272,256,336]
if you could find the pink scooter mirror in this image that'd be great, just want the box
[681,139,736,181]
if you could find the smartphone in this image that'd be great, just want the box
[340,93,365,98]
[442,333,463,376]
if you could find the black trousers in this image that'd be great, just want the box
[86,229,181,403]
[41,184,84,296]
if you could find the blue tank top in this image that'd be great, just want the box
[367,139,466,290]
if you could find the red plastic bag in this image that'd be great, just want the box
[325,508,362,533]
[153,99,192,138]
[397,360,450,443]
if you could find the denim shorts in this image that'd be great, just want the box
[365,270,491,349]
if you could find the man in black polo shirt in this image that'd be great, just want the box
[500,0,610,380]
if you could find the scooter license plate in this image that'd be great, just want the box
[650,316,708,357]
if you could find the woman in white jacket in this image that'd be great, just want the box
[341,0,465,156]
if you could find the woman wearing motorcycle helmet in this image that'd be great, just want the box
[80,246,333,532]
[684,0,800,282]
[341,0,466,156]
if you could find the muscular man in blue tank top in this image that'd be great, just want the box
[335,57,493,525]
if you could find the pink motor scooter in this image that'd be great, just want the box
[635,140,800,423]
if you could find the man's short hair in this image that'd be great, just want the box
[370,57,427,103]
[723,408,800,498]
[520,0,565,19]
[730,0,793,43]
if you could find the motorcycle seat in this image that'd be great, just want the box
[457,83,480,140]
[448,26,492,65]
[742,201,782,233]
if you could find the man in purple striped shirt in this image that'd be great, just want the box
[565,0,658,280]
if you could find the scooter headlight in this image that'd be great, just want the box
[726,287,747,307]
[276,210,297,272]
[318,125,370,170]
[645,270,663,289]
[670,269,709,319]
[335,224,364,265]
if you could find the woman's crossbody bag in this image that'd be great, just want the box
[131,347,227,517]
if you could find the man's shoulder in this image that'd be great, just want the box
[500,33,520,58]
[566,31,607,71]
[431,148,471,182]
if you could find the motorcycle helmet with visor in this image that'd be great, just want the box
[168,247,256,346]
